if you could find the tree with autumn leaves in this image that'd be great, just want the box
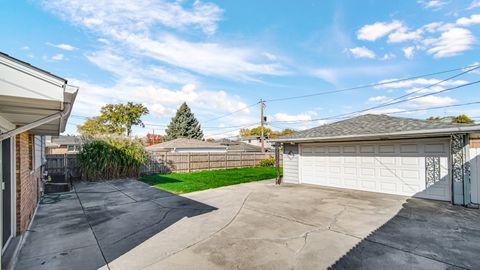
[78,102,149,136]
[239,126,296,138]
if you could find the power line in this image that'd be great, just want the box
[264,63,480,103]
[384,101,480,116]
[202,102,260,123]
[335,65,480,119]
[205,122,260,138]
[71,114,257,130]
[268,80,480,124]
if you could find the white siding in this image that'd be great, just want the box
[283,144,299,183]
[470,148,480,204]
[34,135,43,169]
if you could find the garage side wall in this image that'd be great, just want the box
[283,144,299,183]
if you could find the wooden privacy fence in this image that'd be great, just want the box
[45,152,282,178]
[142,152,282,174]
[45,154,81,180]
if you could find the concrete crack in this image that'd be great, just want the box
[327,205,347,231]
[141,191,253,269]
[244,206,319,228]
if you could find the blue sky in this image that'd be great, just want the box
[1,0,479,138]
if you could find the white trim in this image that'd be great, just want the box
[0,115,15,131]
[298,144,303,184]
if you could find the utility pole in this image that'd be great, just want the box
[260,99,265,153]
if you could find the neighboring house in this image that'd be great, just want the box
[46,135,81,154]
[239,135,272,149]
[146,138,227,153]
[0,52,78,259]
[217,139,266,152]
[271,114,480,206]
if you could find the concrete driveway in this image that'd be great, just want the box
[15,179,480,270]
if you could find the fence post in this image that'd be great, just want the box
[254,153,257,167]
[63,154,67,182]
[240,152,243,168]
[188,152,191,173]
[208,152,211,170]
[225,152,228,169]
[164,152,168,173]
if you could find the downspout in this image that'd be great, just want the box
[0,103,72,142]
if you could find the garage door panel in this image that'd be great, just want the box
[380,182,398,193]
[300,140,450,201]
[379,145,395,153]
[401,157,420,166]
[361,156,375,164]
[425,143,445,153]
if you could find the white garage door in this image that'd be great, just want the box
[299,139,450,201]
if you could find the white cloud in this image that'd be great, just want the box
[51,54,64,61]
[403,46,415,59]
[362,108,406,115]
[418,0,447,9]
[310,68,339,84]
[357,20,403,41]
[311,64,404,85]
[409,96,456,107]
[426,27,475,58]
[69,78,251,122]
[375,78,468,89]
[272,111,317,122]
[404,86,445,94]
[469,0,480,9]
[388,28,422,43]
[368,96,391,103]
[381,53,396,60]
[456,14,480,26]
[348,46,376,59]
[41,0,286,80]
[85,50,196,85]
[41,0,223,35]
[49,43,77,51]
[131,34,288,79]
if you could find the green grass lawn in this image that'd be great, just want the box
[140,167,282,194]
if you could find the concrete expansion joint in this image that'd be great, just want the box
[107,183,139,202]
[109,208,174,246]
[142,191,254,269]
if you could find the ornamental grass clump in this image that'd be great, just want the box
[78,137,148,180]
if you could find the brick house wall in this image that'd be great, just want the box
[15,132,41,234]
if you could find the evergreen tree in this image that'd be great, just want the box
[164,102,203,140]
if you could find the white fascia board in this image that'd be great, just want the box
[59,84,79,133]
[0,115,15,131]
[271,125,480,143]
[0,56,65,102]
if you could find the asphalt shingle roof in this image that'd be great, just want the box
[279,114,475,140]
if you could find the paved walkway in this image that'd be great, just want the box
[14,179,480,270]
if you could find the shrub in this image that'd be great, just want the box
[78,137,148,180]
[259,156,275,167]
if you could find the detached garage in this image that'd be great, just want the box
[272,114,480,206]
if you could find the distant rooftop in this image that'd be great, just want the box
[146,138,227,150]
